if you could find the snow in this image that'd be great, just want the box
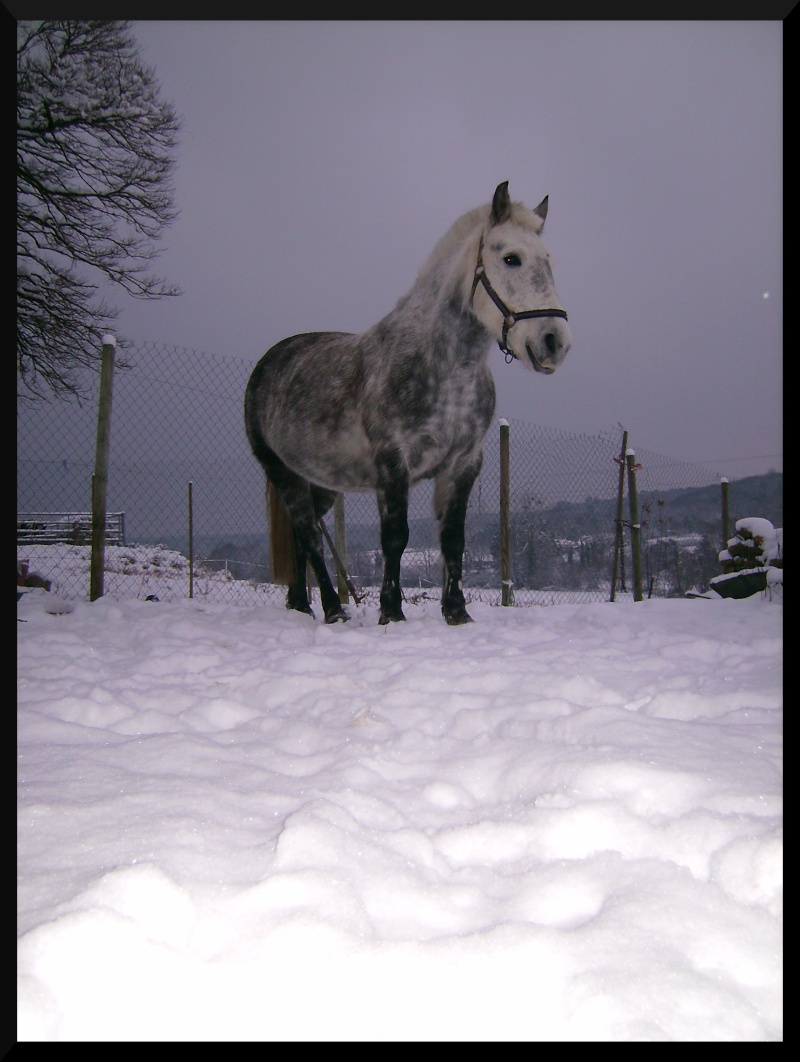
[17,546,782,1042]
[734,518,783,565]
[715,519,783,595]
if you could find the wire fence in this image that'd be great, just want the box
[18,339,742,607]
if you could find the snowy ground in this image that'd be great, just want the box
[17,549,782,1041]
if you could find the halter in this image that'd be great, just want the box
[469,234,569,363]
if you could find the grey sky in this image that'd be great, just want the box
[110,20,782,479]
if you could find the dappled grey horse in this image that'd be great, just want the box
[245,181,571,624]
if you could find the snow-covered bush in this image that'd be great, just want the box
[710,517,783,599]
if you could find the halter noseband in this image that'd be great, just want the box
[469,235,569,363]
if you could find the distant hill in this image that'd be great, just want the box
[637,471,782,537]
[525,470,783,541]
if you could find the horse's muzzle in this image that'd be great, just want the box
[526,343,563,374]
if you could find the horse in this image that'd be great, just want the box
[245,181,571,625]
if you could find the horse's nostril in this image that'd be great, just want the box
[544,332,557,356]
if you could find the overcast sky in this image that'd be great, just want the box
[109,20,782,480]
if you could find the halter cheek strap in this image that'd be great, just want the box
[469,235,569,363]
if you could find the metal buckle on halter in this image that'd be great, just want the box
[500,321,516,362]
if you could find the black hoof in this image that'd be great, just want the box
[378,609,406,625]
[324,608,350,624]
[444,610,473,626]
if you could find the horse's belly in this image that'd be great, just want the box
[407,432,481,483]
[277,427,378,492]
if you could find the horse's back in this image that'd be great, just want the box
[246,331,360,425]
[246,331,355,396]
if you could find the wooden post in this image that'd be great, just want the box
[188,481,194,599]
[626,448,643,602]
[499,419,513,606]
[610,429,628,601]
[334,493,349,605]
[721,477,730,551]
[90,337,116,601]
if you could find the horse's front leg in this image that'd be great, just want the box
[376,455,410,624]
[436,458,482,625]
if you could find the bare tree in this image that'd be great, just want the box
[17,20,181,400]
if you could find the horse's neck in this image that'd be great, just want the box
[421,207,487,304]
[372,213,487,355]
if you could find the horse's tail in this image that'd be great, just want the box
[268,482,296,585]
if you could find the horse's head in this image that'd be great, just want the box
[470,181,572,374]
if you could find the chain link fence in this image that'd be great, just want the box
[18,339,737,607]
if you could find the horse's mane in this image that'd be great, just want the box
[417,203,488,278]
[416,196,535,283]
[386,194,540,320]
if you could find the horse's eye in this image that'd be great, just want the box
[503,254,522,267]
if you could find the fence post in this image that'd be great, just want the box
[334,494,349,605]
[720,476,730,551]
[499,419,513,605]
[90,336,116,602]
[626,448,643,602]
[610,429,628,601]
[188,481,194,599]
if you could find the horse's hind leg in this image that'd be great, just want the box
[269,484,314,616]
[257,444,348,622]
[283,481,348,622]
[435,458,482,625]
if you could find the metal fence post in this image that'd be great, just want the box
[626,448,643,602]
[610,428,628,601]
[499,419,513,605]
[188,480,194,599]
[90,337,116,601]
[721,476,730,551]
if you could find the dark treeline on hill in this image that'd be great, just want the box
[540,469,781,544]
[641,470,782,535]
[161,471,781,598]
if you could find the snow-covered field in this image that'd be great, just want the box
[18,542,256,604]
[17,545,782,1041]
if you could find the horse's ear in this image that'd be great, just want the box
[491,181,512,225]
[533,196,549,225]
